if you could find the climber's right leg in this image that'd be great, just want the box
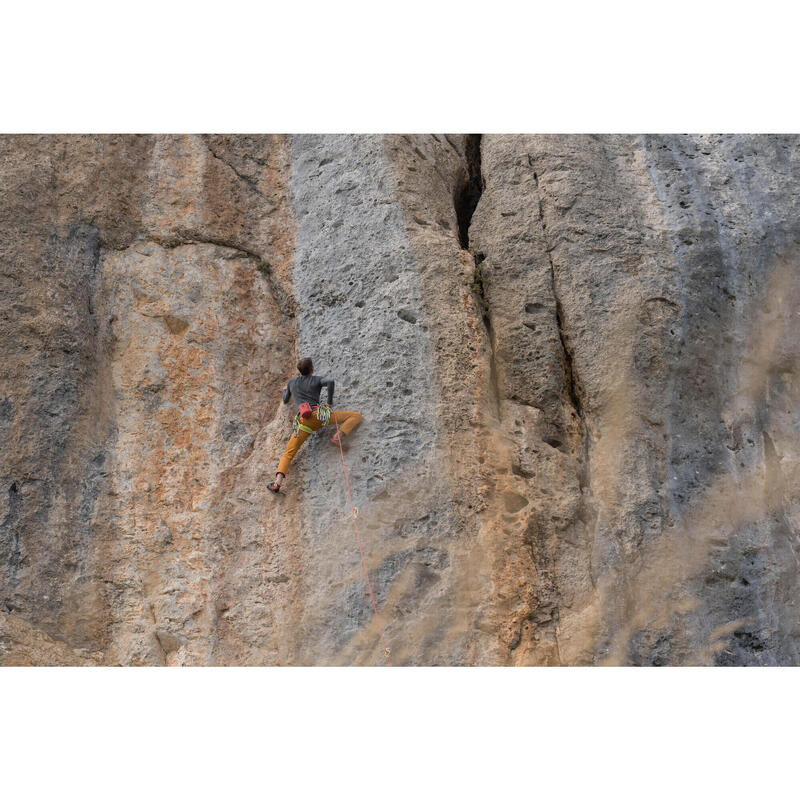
[268,429,311,492]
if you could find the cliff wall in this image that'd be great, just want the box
[1,134,798,664]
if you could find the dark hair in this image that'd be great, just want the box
[297,357,313,376]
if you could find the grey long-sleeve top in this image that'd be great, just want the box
[282,374,334,410]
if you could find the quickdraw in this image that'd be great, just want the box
[316,403,332,426]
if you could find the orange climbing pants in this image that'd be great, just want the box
[276,408,363,476]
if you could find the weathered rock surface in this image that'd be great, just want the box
[1,134,798,665]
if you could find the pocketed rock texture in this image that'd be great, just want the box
[1,134,798,665]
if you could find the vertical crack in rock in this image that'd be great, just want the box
[531,170,583,422]
[456,135,503,417]
[470,251,490,326]
[477,255,504,418]
[1,481,22,577]
[456,134,484,250]
[531,167,591,503]
[456,135,490,330]
[554,298,582,418]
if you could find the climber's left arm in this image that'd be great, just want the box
[319,376,335,406]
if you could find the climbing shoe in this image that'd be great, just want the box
[267,481,280,493]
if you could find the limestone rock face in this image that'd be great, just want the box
[1,134,798,665]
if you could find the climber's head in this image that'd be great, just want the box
[297,357,313,376]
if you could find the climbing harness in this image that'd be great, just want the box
[292,403,332,437]
[292,416,314,437]
[332,411,392,666]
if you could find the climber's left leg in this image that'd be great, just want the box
[329,409,362,442]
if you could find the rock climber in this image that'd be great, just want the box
[267,357,363,493]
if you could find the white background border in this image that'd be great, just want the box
[2,2,798,796]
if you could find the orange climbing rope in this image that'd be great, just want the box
[332,411,392,666]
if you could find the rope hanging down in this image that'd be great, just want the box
[332,411,392,666]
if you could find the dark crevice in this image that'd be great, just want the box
[2,480,23,576]
[471,251,489,325]
[555,298,582,417]
[455,134,484,249]
[457,135,488,329]
[456,136,502,419]
[471,249,502,416]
